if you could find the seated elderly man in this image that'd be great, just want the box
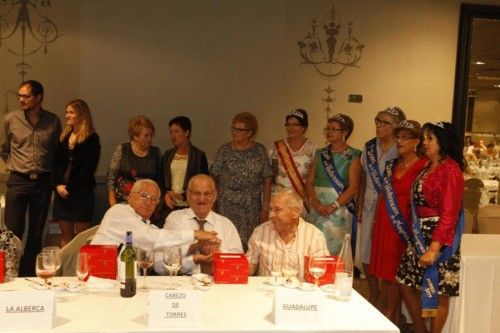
[154,174,242,275]
[92,179,216,247]
[246,190,329,280]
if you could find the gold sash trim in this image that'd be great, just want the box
[422,308,438,318]
[275,140,308,211]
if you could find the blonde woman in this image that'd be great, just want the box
[52,99,101,247]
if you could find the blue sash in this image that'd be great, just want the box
[320,146,358,251]
[410,167,464,317]
[365,138,383,193]
[381,158,412,244]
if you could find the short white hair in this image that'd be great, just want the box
[131,179,160,194]
[272,190,303,213]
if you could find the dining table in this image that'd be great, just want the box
[0,276,399,333]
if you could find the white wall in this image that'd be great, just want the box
[1,0,499,175]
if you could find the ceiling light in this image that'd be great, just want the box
[494,84,500,88]
[473,61,485,65]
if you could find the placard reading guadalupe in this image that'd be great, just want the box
[274,287,326,328]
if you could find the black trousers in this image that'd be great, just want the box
[5,172,52,277]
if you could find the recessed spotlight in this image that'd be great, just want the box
[494,84,500,88]
[474,61,485,65]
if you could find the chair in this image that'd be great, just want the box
[477,205,500,234]
[59,225,99,276]
[463,209,474,234]
[465,178,484,190]
[463,188,482,218]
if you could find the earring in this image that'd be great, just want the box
[342,135,346,142]
[413,146,417,152]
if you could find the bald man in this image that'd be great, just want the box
[155,174,242,275]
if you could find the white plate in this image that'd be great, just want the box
[299,282,316,291]
[282,279,300,289]
[191,273,210,282]
[194,281,212,291]
[320,284,336,294]
[65,282,86,293]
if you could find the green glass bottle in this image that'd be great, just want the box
[120,231,137,297]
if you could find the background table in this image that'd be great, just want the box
[456,234,500,333]
[0,276,398,333]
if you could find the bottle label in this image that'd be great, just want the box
[119,260,138,285]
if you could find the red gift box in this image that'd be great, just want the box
[213,253,249,284]
[80,245,118,280]
[304,256,343,286]
[0,251,5,283]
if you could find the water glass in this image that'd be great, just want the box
[308,256,326,287]
[282,252,299,283]
[35,252,56,286]
[163,246,182,289]
[136,244,154,290]
[43,246,62,273]
[76,252,90,282]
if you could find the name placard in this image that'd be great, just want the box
[274,287,326,327]
[0,290,55,330]
[148,290,202,327]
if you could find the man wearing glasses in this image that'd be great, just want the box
[155,174,243,275]
[92,179,217,248]
[1,80,61,276]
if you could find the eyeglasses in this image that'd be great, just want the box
[18,94,34,99]
[395,135,416,142]
[134,191,159,204]
[188,189,215,198]
[230,127,250,133]
[375,118,393,127]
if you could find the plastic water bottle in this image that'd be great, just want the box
[335,234,353,301]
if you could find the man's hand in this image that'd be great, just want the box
[198,239,221,255]
[193,252,214,264]
[194,230,217,241]
[56,185,69,199]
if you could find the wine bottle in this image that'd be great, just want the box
[335,234,353,301]
[120,231,137,297]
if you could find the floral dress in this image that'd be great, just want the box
[211,142,273,248]
[309,146,361,255]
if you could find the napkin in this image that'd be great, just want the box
[86,276,117,290]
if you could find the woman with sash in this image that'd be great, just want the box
[271,109,316,212]
[358,106,406,304]
[306,114,361,255]
[369,120,427,325]
[396,122,464,333]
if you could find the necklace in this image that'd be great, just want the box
[132,143,148,157]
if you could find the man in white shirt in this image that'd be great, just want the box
[92,179,216,247]
[246,190,329,280]
[155,174,243,275]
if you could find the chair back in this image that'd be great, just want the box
[463,209,474,234]
[477,205,500,234]
[465,178,484,190]
[463,188,482,217]
[59,225,99,276]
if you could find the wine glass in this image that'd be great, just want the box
[308,256,327,287]
[282,252,299,284]
[163,246,182,289]
[43,246,62,274]
[76,252,90,282]
[270,252,283,286]
[136,244,154,290]
[35,252,56,287]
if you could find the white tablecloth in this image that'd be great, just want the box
[0,276,398,333]
[453,234,500,333]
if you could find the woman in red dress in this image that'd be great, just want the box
[370,120,427,325]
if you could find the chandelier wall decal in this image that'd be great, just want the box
[0,0,63,81]
[298,1,364,120]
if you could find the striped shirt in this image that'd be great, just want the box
[246,218,329,280]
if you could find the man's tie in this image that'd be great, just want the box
[194,217,212,275]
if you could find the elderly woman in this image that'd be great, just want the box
[106,115,161,207]
[52,99,100,247]
[211,112,272,249]
[396,122,464,333]
[271,109,316,211]
[306,114,361,256]
[358,106,406,304]
[369,120,427,324]
[159,116,208,219]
